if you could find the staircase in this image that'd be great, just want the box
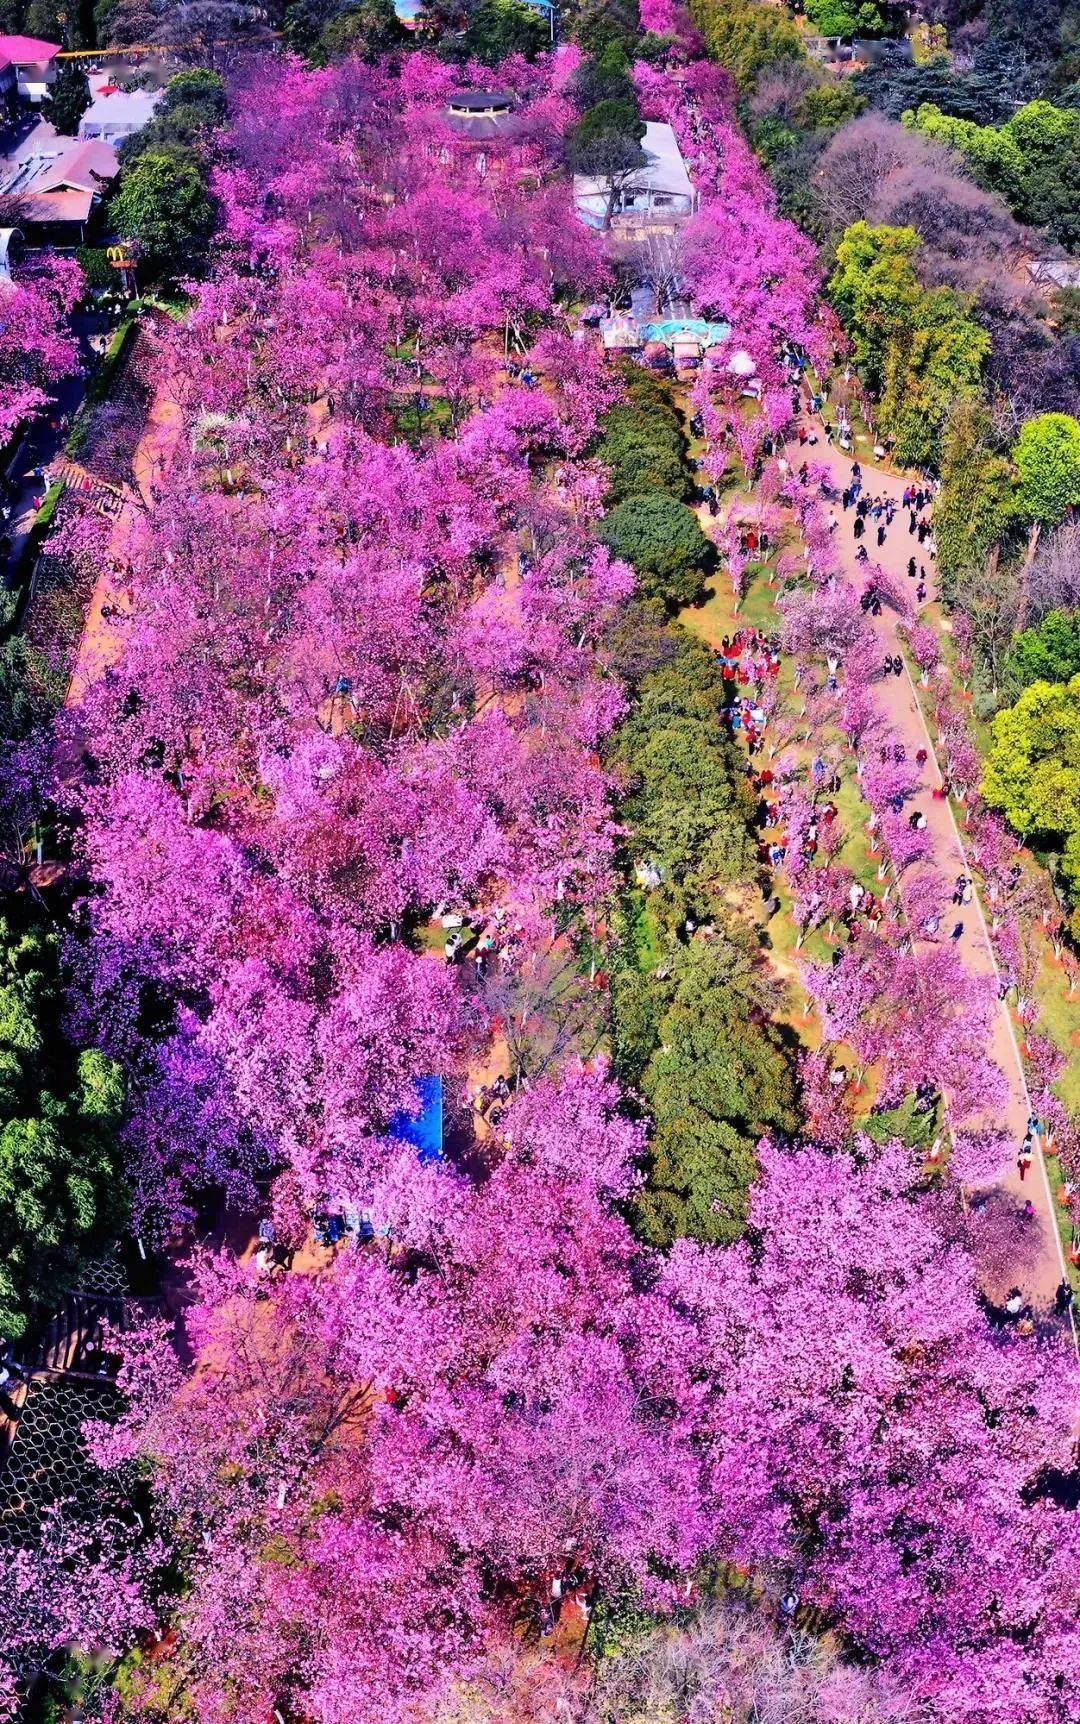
[0,1291,142,1471]
[34,1290,133,1379]
[52,456,127,519]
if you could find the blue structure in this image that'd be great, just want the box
[389,1075,445,1165]
[640,317,731,349]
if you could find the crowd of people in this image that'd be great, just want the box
[718,627,781,752]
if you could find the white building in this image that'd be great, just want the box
[574,121,697,234]
[79,83,163,142]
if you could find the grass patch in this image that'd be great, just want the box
[1043,1152,1079,1288]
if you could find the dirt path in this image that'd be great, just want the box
[64,374,182,709]
[795,436,1071,1319]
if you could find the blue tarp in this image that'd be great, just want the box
[640,318,731,348]
[389,1075,444,1164]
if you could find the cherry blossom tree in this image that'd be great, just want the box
[0,255,83,441]
[660,1137,1080,1722]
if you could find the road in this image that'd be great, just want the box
[797,433,1071,1321]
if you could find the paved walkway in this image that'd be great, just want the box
[789,434,1071,1321]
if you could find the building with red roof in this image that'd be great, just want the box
[0,35,61,103]
[0,119,118,242]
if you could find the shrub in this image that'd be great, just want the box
[599,492,714,605]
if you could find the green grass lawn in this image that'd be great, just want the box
[678,541,887,1061]
[1043,1152,1078,1273]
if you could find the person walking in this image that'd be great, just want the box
[853,516,865,540]
[950,921,964,942]
[907,556,917,579]
[877,523,886,547]
[1018,1140,1033,1182]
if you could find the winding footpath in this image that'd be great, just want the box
[794,435,1073,1329]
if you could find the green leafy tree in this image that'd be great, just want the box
[109,145,216,274]
[570,94,644,149]
[25,0,78,43]
[597,373,691,503]
[804,0,887,40]
[0,918,126,1342]
[609,962,663,1087]
[283,0,339,51]
[608,637,757,903]
[828,222,988,466]
[984,675,1080,898]
[828,220,923,392]
[907,99,1080,248]
[461,0,548,63]
[318,0,405,57]
[120,67,228,163]
[934,400,1015,594]
[878,284,990,470]
[599,421,692,502]
[50,63,92,135]
[618,359,679,417]
[160,67,227,123]
[567,0,640,56]
[1004,99,1080,247]
[905,103,1026,202]
[799,78,866,130]
[1011,413,1080,526]
[599,493,714,608]
[689,0,805,89]
[1005,611,1080,693]
[570,40,636,110]
[632,935,798,1247]
[635,28,674,61]
[608,631,796,1244]
[604,407,684,460]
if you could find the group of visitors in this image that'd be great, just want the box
[719,370,1080,1339]
[843,878,887,938]
[717,627,781,686]
[719,629,783,752]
